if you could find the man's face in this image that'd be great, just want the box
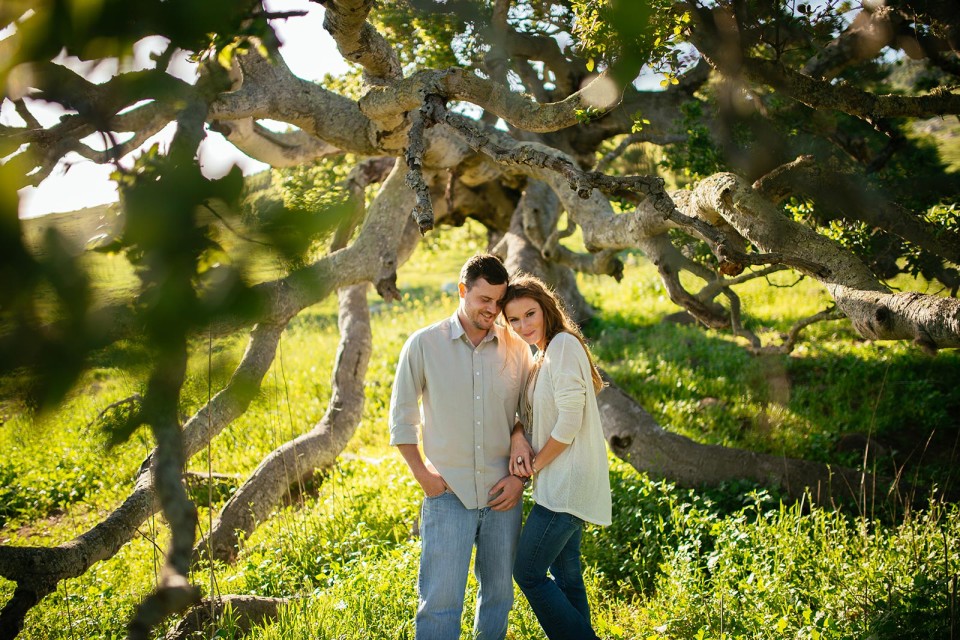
[459,278,507,332]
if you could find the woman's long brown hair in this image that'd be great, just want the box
[501,274,605,394]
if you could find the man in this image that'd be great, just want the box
[389,253,534,640]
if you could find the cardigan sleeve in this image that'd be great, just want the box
[547,333,589,444]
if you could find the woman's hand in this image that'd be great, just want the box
[510,428,534,477]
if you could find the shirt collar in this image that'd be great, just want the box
[449,311,499,344]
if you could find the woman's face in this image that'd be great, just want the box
[504,296,544,348]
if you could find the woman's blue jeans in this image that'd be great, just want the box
[513,504,599,640]
[416,490,522,640]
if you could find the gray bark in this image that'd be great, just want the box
[0,164,415,637]
[690,173,960,351]
[598,378,875,503]
[195,283,372,562]
[162,595,288,640]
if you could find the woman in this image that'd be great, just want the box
[502,275,611,640]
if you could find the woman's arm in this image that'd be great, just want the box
[532,436,570,474]
[548,334,589,444]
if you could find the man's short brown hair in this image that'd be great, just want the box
[459,254,508,290]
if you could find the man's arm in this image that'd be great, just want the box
[390,335,446,496]
[487,473,525,511]
[398,444,448,498]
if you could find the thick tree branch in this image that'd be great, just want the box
[744,57,960,120]
[27,62,195,124]
[598,377,878,503]
[193,155,395,562]
[754,156,960,266]
[319,0,402,85]
[125,99,211,640]
[404,95,446,234]
[334,156,397,248]
[2,65,189,190]
[480,0,513,87]
[358,67,621,134]
[639,235,730,329]
[210,47,380,155]
[441,113,819,282]
[698,173,960,350]
[802,7,903,80]
[12,99,40,129]
[688,2,959,122]
[195,283,371,562]
[212,118,342,167]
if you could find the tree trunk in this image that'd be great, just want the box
[498,179,594,323]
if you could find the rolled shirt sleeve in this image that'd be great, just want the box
[389,333,425,446]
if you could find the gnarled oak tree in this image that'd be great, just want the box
[1,0,958,636]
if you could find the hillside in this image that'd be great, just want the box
[20,204,119,255]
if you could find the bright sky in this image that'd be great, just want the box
[3,0,347,218]
[3,2,672,219]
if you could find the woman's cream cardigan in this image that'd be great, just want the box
[528,332,612,526]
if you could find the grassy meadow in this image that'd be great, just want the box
[2,220,960,639]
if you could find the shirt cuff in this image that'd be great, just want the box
[389,424,420,446]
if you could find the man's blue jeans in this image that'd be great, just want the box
[416,491,522,640]
[513,504,598,640]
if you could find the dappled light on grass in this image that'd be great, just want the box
[3,223,959,638]
[584,261,960,484]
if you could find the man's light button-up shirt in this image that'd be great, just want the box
[388,312,531,509]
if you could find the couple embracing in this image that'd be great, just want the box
[389,254,612,640]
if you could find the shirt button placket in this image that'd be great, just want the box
[473,350,483,499]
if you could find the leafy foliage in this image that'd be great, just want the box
[570,0,690,83]
[661,100,726,182]
[373,0,470,70]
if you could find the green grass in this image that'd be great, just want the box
[2,221,960,639]
[581,259,960,480]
